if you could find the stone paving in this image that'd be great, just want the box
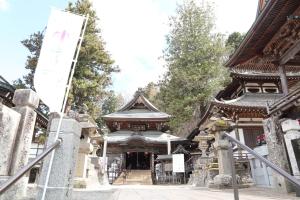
[23,185,299,200]
[109,185,299,200]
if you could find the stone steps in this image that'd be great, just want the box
[113,170,152,185]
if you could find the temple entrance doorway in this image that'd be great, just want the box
[125,152,150,170]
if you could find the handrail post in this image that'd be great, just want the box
[228,141,239,200]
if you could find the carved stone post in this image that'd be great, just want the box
[1,89,39,200]
[74,114,96,188]
[37,117,81,200]
[263,117,293,193]
[0,103,21,200]
[210,119,233,188]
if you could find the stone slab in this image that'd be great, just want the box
[12,89,39,109]
[49,118,82,134]
[0,104,21,175]
[36,118,81,200]
[10,107,37,175]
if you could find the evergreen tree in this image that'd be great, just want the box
[96,91,124,128]
[65,0,119,118]
[226,32,245,53]
[14,31,44,89]
[142,82,159,103]
[157,0,229,132]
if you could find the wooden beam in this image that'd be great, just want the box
[278,65,289,96]
[279,39,300,65]
[285,55,300,66]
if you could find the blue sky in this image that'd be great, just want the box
[0,0,74,84]
[0,0,257,99]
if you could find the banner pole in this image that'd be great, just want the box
[41,13,89,200]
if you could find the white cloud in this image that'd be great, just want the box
[92,0,172,98]
[212,0,257,34]
[92,0,257,98]
[0,0,8,11]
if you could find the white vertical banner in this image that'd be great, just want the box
[172,154,185,172]
[34,9,85,112]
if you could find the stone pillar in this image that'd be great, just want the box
[263,117,293,193]
[0,103,21,200]
[100,133,109,185]
[37,117,81,200]
[167,135,171,155]
[1,89,39,200]
[74,114,96,188]
[279,65,289,96]
[73,133,93,188]
[211,120,233,188]
[281,119,300,180]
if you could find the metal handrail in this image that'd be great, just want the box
[0,139,62,195]
[223,133,300,189]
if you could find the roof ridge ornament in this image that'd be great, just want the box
[135,87,144,96]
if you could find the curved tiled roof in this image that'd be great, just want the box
[103,109,170,120]
[226,0,300,67]
[119,89,160,112]
[103,89,170,120]
[107,130,185,144]
[197,93,284,127]
[214,93,284,108]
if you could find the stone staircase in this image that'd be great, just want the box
[113,170,152,185]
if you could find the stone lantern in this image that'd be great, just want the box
[209,118,234,188]
[74,114,97,188]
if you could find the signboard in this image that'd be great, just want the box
[34,9,85,112]
[172,154,185,172]
[164,163,173,172]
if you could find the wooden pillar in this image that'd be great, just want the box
[278,65,289,95]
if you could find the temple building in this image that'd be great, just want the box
[102,89,185,183]
[189,0,300,191]
[223,0,300,193]
[198,70,300,149]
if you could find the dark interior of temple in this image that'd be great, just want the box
[125,152,150,170]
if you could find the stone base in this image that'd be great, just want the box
[74,178,87,189]
[36,185,73,200]
[211,174,232,189]
[0,176,27,200]
[188,170,209,187]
